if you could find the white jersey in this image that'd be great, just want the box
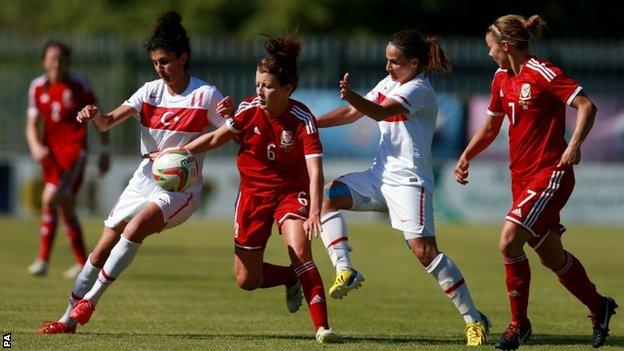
[122,76,225,201]
[364,73,437,189]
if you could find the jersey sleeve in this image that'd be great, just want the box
[26,79,39,118]
[487,72,505,117]
[226,98,254,134]
[122,82,148,114]
[388,80,426,114]
[205,87,226,128]
[547,72,582,106]
[294,105,323,159]
[364,77,386,102]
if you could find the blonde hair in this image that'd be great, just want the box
[488,14,547,48]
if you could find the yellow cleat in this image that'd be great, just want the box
[328,268,364,299]
[466,311,491,346]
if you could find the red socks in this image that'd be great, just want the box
[38,209,58,261]
[556,251,603,316]
[295,261,328,330]
[503,254,531,326]
[260,263,297,288]
[64,217,87,264]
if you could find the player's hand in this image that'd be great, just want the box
[303,214,322,240]
[453,157,470,185]
[98,153,110,174]
[217,96,234,118]
[339,73,353,100]
[31,144,49,163]
[558,144,581,167]
[77,105,100,123]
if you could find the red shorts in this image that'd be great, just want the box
[233,189,310,251]
[505,166,574,248]
[41,150,86,196]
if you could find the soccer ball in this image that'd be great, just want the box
[152,148,198,192]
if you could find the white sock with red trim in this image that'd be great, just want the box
[83,235,141,304]
[59,257,100,325]
[426,253,480,323]
[320,211,352,273]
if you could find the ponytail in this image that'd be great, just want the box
[425,36,452,74]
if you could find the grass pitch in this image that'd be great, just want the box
[0,216,622,350]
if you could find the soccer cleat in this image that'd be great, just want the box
[63,264,84,279]
[328,268,364,299]
[28,259,48,276]
[36,321,76,334]
[465,311,492,346]
[70,299,95,325]
[285,280,303,313]
[315,326,339,343]
[494,320,532,350]
[591,296,618,348]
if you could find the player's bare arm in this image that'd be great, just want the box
[76,104,135,132]
[216,96,234,118]
[558,93,597,167]
[454,116,504,184]
[25,115,49,162]
[316,105,363,128]
[184,123,235,154]
[339,73,409,121]
[304,156,324,240]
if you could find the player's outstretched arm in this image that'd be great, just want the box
[184,123,235,154]
[76,104,135,132]
[339,73,408,122]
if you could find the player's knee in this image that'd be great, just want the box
[236,273,260,291]
[408,239,438,266]
[88,249,108,268]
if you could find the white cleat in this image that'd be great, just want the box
[63,263,84,279]
[285,280,303,313]
[316,326,339,343]
[28,259,48,276]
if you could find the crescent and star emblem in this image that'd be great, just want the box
[160,111,180,125]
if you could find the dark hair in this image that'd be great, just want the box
[389,30,452,74]
[145,11,191,69]
[42,40,71,60]
[488,14,547,49]
[257,31,302,92]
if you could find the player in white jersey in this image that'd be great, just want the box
[36,11,233,334]
[316,30,490,346]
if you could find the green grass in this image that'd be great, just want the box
[0,215,622,350]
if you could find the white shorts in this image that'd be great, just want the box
[104,170,198,231]
[336,169,435,238]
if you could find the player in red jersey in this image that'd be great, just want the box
[454,14,617,349]
[36,12,231,335]
[182,32,337,343]
[26,40,110,279]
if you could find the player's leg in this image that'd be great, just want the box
[56,154,88,278]
[29,183,59,276]
[37,222,124,334]
[495,222,533,350]
[535,231,616,348]
[281,218,336,343]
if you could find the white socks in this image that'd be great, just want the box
[426,253,480,323]
[83,235,141,304]
[320,211,352,273]
[59,257,100,325]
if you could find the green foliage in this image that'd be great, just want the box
[1,216,623,350]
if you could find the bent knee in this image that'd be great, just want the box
[236,275,260,291]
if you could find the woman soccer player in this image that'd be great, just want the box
[454,14,617,350]
[37,11,232,334]
[315,29,490,346]
[26,40,110,279]
[180,32,337,343]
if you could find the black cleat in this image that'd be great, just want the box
[591,297,618,348]
[494,320,532,350]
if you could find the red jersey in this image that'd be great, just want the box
[27,73,96,159]
[487,56,582,179]
[226,97,323,196]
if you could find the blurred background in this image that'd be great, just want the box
[1,0,623,224]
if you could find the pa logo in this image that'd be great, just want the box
[3,333,11,348]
